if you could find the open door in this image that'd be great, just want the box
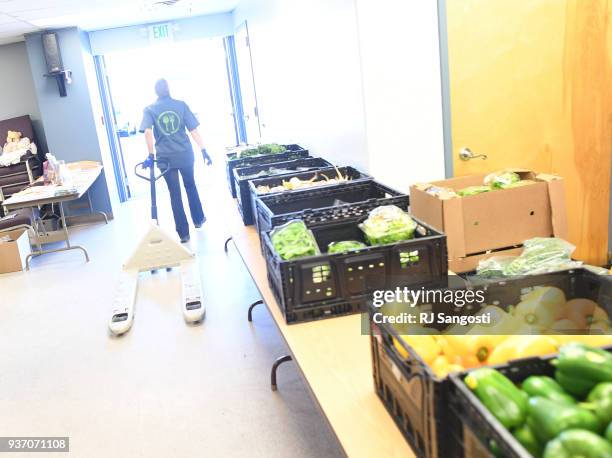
[443,0,612,264]
[234,21,261,143]
[94,55,131,202]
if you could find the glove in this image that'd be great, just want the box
[143,153,155,169]
[201,148,212,166]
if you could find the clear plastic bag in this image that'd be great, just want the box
[327,240,367,254]
[270,220,320,260]
[475,256,517,277]
[475,237,582,277]
[483,170,521,189]
[359,205,417,245]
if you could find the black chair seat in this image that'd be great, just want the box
[0,208,34,231]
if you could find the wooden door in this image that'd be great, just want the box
[445,0,612,264]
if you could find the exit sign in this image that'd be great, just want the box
[148,23,174,44]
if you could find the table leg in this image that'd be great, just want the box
[25,202,90,270]
[224,236,234,253]
[87,191,108,224]
[247,299,264,322]
[271,355,293,391]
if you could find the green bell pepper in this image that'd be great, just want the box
[522,375,575,404]
[555,369,597,399]
[581,383,612,426]
[555,343,612,385]
[512,422,542,458]
[606,422,612,443]
[464,368,528,429]
[527,397,601,443]
[543,429,612,458]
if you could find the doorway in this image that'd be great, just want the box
[440,0,612,265]
[101,37,238,200]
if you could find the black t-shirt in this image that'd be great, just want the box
[140,96,200,168]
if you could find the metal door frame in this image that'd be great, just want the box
[436,0,453,179]
[93,54,131,202]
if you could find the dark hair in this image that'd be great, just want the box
[155,79,170,98]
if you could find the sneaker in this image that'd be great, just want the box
[180,234,190,244]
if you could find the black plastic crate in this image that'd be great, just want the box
[248,165,371,198]
[254,179,409,249]
[369,268,612,458]
[263,215,448,324]
[234,157,333,225]
[448,345,612,458]
[370,304,462,458]
[225,144,308,197]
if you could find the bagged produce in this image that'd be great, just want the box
[457,185,491,197]
[502,179,537,189]
[359,205,417,245]
[504,237,581,275]
[484,170,522,189]
[327,240,367,254]
[475,237,582,277]
[271,220,320,260]
[424,185,458,199]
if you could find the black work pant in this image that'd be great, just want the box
[161,164,204,238]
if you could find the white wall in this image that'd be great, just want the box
[0,42,47,149]
[355,0,446,193]
[233,0,369,170]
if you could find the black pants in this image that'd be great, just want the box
[161,165,204,238]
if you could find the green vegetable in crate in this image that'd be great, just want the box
[521,375,576,405]
[457,185,491,196]
[464,368,528,429]
[484,170,521,189]
[555,369,597,399]
[238,143,287,158]
[606,422,612,443]
[327,240,367,254]
[512,423,543,458]
[553,343,612,398]
[359,205,417,245]
[580,383,612,425]
[542,429,612,458]
[527,397,601,444]
[271,220,319,260]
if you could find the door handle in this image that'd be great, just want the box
[459,147,488,161]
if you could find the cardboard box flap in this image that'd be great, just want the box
[546,178,569,240]
[410,186,445,231]
[535,172,563,182]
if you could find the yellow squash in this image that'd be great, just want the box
[513,286,567,328]
[394,335,441,365]
[443,335,508,367]
[487,335,558,365]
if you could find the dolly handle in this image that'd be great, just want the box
[134,158,170,182]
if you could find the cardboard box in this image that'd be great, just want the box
[410,170,568,273]
[0,229,31,274]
